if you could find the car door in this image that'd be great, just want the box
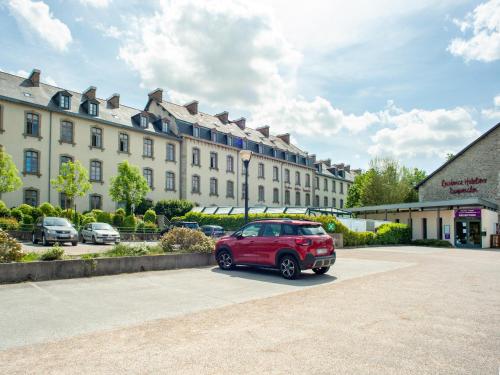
[253,223,282,265]
[232,223,263,264]
[34,217,43,240]
[83,224,92,241]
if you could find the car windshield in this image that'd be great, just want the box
[298,225,326,235]
[44,218,71,227]
[93,223,113,230]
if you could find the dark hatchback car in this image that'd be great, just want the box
[215,219,335,279]
[32,217,79,246]
[201,225,225,237]
[160,221,200,236]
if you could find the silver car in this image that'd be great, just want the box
[32,217,78,246]
[80,222,120,244]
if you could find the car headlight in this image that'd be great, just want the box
[46,229,56,234]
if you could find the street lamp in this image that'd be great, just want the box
[240,150,252,224]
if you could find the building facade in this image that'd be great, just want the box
[0,69,355,212]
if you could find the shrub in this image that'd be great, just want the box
[143,209,157,223]
[20,252,40,262]
[136,221,158,232]
[39,202,56,216]
[0,229,23,262]
[0,217,20,230]
[103,243,149,257]
[31,207,43,220]
[374,223,411,245]
[344,231,376,246]
[92,210,112,224]
[81,213,97,225]
[160,227,215,254]
[10,208,23,222]
[134,199,154,215]
[17,204,34,217]
[21,214,34,225]
[0,201,11,217]
[115,208,126,216]
[154,199,194,220]
[411,239,453,248]
[122,215,137,231]
[40,244,65,261]
[112,212,125,227]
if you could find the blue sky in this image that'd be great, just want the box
[1,0,499,173]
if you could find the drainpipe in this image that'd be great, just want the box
[48,111,53,203]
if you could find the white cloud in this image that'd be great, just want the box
[7,0,72,52]
[79,0,111,8]
[481,94,500,120]
[448,0,500,62]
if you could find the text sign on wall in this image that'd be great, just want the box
[454,208,481,218]
[441,177,487,195]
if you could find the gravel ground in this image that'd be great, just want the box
[1,246,499,374]
[20,241,159,256]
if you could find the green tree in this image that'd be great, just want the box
[0,148,22,197]
[109,160,150,215]
[446,153,455,161]
[51,160,92,213]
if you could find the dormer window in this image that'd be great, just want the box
[272,148,277,158]
[89,102,98,116]
[193,126,200,138]
[227,135,233,147]
[242,139,247,149]
[161,120,169,132]
[140,115,148,128]
[211,131,217,143]
[60,94,70,109]
[258,144,263,153]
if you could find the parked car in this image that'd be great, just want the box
[201,225,225,237]
[32,217,79,246]
[80,222,120,244]
[160,221,200,236]
[215,219,335,279]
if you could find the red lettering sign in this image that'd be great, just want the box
[441,177,487,194]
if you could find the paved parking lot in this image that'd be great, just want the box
[0,246,499,374]
[20,240,158,256]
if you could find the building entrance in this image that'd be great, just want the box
[455,219,481,248]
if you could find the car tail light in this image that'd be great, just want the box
[295,237,311,246]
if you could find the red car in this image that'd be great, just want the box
[215,219,335,279]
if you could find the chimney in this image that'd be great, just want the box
[310,154,317,163]
[148,88,163,103]
[232,117,246,130]
[215,111,229,124]
[276,133,290,144]
[256,125,270,138]
[28,69,41,87]
[323,158,331,167]
[107,93,120,109]
[345,164,351,172]
[83,86,97,100]
[184,100,198,115]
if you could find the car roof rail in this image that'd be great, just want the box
[251,218,293,222]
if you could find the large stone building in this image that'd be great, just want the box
[350,122,500,248]
[0,69,355,212]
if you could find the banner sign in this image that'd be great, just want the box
[455,208,481,218]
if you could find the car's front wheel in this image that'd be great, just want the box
[32,232,38,244]
[217,249,234,270]
[80,234,86,243]
[42,233,49,246]
[280,255,300,280]
[312,266,330,275]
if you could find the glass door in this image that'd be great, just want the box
[455,219,482,248]
[455,220,468,247]
[468,221,481,247]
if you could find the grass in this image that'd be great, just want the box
[20,252,40,262]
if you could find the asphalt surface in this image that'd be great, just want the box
[0,246,499,374]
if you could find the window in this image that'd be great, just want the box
[285,190,290,205]
[332,198,336,208]
[210,152,218,169]
[332,180,336,192]
[24,150,39,174]
[140,115,148,128]
[295,171,301,186]
[305,193,311,206]
[258,144,263,153]
[314,195,320,207]
[192,175,200,193]
[60,121,73,143]
[227,135,233,147]
[263,223,281,237]
[60,193,73,209]
[226,180,234,198]
[60,94,70,109]
[90,160,102,182]
[422,218,427,239]
[25,112,40,137]
[143,168,153,189]
[273,166,279,181]
[193,126,200,137]
[340,182,344,194]
[143,138,153,158]
[210,178,218,196]
[192,148,200,166]
[59,155,73,171]
[272,149,277,158]
[295,191,301,206]
[439,218,443,239]
[315,177,319,189]
[305,173,310,188]
[242,139,247,149]
[241,183,247,199]
[166,143,175,161]
[323,179,328,191]
[91,127,102,148]
[340,199,344,208]
[282,224,297,236]
[166,172,175,191]
[240,223,262,238]
[324,196,328,207]
[89,102,98,116]
[211,131,217,143]
[161,120,169,133]
[284,169,290,184]
[119,133,129,153]
[258,163,265,178]
[24,189,38,206]
[90,194,102,210]
[226,155,234,172]
[273,188,279,203]
[258,185,265,202]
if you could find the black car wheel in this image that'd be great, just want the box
[312,266,330,275]
[93,235,98,244]
[32,232,38,244]
[42,233,49,246]
[280,255,300,280]
[80,234,86,243]
[217,250,234,270]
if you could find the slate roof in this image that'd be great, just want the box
[348,197,498,212]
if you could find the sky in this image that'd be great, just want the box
[0,0,499,173]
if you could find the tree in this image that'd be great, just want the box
[154,199,194,220]
[0,148,22,197]
[446,153,455,161]
[51,160,92,212]
[109,160,150,215]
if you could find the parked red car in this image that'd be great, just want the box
[215,219,335,279]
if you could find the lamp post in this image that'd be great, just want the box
[240,150,252,224]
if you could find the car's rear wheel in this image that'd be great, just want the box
[32,232,38,244]
[71,241,78,246]
[312,266,330,275]
[42,233,49,246]
[217,250,234,270]
[280,255,300,280]
[80,234,86,243]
